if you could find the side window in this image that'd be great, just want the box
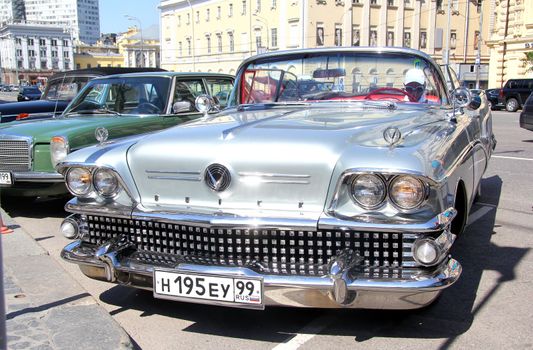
[508,80,517,89]
[206,78,234,108]
[172,79,207,113]
[528,80,533,89]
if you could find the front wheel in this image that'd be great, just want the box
[505,98,519,112]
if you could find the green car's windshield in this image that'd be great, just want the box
[44,76,90,101]
[65,76,171,116]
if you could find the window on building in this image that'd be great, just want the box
[178,15,181,26]
[256,0,261,12]
[39,39,46,46]
[64,62,70,70]
[229,4,233,17]
[52,51,58,57]
[370,0,377,4]
[452,0,459,10]
[470,65,475,73]
[206,9,210,21]
[387,0,394,5]
[16,49,22,57]
[187,38,191,55]
[255,31,262,50]
[52,61,59,69]
[63,40,68,47]
[27,38,34,46]
[40,49,46,56]
[403,31,411,47]
[64,51,69,58]
[15,38,22,45]
[271,28,278,47]
[334,26,342,46]
[51,39,57,46]
[217,34,222,53]
[87,64,91,68]
[272,0,277,8]
[242,0,246,15]
[316,25,324,46]
[196,10,199,23]
[217,6,221,19]
[17,60,23,69]
[43,61,49,69]
[76,63,81,69]
[187,13,190,24]
[179,41,183,56]
[207,36,211,53]
[28,49,35,57]
[289,22,299,47]
[229,32,235,52]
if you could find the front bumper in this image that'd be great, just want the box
[61,237,461,310]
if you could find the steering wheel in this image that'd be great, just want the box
[136,102,161,114]
[364,87,415,102]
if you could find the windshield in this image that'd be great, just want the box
[65,76,171,116]
[44,76,90,101]
[234,52,448,106]
[23,87,41,94]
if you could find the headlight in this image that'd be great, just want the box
[412,238,440,266]
[51,136,69,167]
[349,174,386,209]
[93,168,119,197]
[389,175,426,210]
[66,168,92,196]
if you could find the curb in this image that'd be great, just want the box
[1,208,134,350]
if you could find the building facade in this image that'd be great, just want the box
[0,22,74,85]
[486,0,533,88]
[1,0,100,44]
[120,25,161,68]
[159,0,490,87]
[74,41,123,69]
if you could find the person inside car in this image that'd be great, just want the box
[404,68,427,103]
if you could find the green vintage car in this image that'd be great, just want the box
[0,72,234,199]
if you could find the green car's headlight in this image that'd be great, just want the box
[389,175,427,210]
[93,168,120,197]
[349,174,386,209]
[66,168,92,196]
[50,136,69,167]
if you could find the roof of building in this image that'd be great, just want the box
[129,24,159,41]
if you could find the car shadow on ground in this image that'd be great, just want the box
[93,175,523,345]
[0,195,70,219]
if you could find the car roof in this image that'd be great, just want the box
[89,71,234,80]
[47,67,167,81]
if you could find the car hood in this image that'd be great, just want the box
[128,105,452,216]
[0,115,136,144]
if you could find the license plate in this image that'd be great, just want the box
[153,269,263,308]
[0,172,12,185]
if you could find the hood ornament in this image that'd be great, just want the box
[95,127,109,144]
[204,164,231,192]
[383,127,402,146]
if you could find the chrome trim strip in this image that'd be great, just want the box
[238,172,311,178]
[145,170,201,175]
[147,176,201,181]
[12,171,64,182]
[238,172,311,184]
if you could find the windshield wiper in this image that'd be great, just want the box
[65,108,121,116]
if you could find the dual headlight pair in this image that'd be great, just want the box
[66,167,120,198]
[349,174,427,210]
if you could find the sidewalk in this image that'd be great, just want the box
[1,209,133,350]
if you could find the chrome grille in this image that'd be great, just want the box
[0,139,31,171]
[84,215,409,278]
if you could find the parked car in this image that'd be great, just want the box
[17,86,42,101]
[486,78,533,112]
[0,71,234,199]
[519,91,533,131]
[58,47,495,310]
[0,67,165,124]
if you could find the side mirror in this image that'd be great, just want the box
[172,101,192,114]
[467,94,482,111]
[451,87,472,108]
[194,94,220,116]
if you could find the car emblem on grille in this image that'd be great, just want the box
[383,127,401,146]
[204,164,231,192]
[95,127,109,144]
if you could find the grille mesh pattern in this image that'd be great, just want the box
[0,140,31,171]
[84,215,405,277]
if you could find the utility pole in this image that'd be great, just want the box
[475,0,483,89]
[444,0,452,65]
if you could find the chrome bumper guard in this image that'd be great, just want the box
[61,238,462,310]
[12,171,64,183]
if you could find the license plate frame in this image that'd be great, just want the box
[153,269,265,310]
[0,172,12,185]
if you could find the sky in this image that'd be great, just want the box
[99,0,161,34]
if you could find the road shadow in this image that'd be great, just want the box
[95,175,526,345]
[0,195,70,219]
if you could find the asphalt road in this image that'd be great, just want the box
[1,110,532,350]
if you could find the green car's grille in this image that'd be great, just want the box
[0,139,32,171]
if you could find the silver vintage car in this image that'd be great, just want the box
[58,47,495,310]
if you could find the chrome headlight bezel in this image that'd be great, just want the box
[412,237,441,266]
[65,167,93,197]
[93,168,120,198]
[388,175,428,211]
[349,174,387,209]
